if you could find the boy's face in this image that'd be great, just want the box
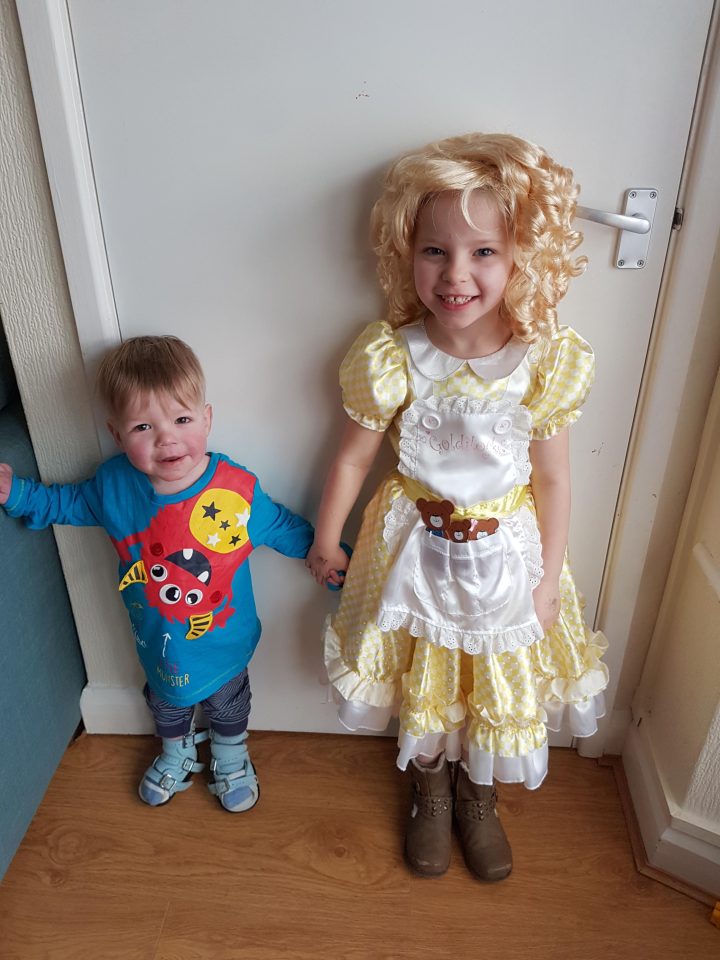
[108,390,212,495]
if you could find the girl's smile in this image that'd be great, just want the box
[413,190,515,357]
[436,294,479,311]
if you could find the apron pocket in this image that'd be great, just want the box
[412,533,451,611]
[413,533,513,617]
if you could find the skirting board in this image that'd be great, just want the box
[619,721,720,903]
[78,684,396,737]
[80,684,155,734]
[80,685,632,752]
[79,684,388,737]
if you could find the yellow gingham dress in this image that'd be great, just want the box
[324,320,608,789]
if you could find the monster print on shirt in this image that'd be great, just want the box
[114,461,255,639]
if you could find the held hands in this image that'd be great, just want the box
[533,577,561,634]
[0,463,13,506]
[306,540,350,588]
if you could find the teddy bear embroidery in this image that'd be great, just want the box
[416,499,499,541]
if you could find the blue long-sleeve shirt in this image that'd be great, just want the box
[4,452,314,705]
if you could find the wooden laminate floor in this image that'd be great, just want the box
[0,732,717,959]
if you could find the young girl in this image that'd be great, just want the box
[307,132,608,881]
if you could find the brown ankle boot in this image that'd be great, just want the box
[454,763,512,881]
[404,755,453,877]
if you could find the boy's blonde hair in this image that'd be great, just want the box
[96,336,206,420]
[371,132,586,341]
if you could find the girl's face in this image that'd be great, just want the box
[413,190,514,354]
[108,389,212,495]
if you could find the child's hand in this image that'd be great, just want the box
[533,578,561,634]
[306,541,350,587]
[0,463,13,506]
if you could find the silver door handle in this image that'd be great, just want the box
[575,205,650,235]
[575,188,658,269]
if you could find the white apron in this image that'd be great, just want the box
[377,323,544,656]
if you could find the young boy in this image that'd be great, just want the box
[0,336,314,812]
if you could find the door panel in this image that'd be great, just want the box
[65,0,713,735]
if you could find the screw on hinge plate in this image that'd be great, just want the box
[672,207,684,230]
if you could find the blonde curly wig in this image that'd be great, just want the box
[371,132,586,341]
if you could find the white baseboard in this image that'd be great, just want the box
[79,685,639,757]
[623,721,720,898]
[77,684,382,736]
[604,707,633,755]
[80,684,155,734]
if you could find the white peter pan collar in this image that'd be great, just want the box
[400,320,530,382]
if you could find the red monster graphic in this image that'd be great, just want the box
[112,462,255,639]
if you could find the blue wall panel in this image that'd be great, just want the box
[0,340,86,879]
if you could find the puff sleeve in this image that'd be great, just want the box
[339,321,408,432]
[528,326,595,440]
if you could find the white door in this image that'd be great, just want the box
[20,0,715,740]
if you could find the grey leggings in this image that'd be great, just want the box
[143,670,251,738]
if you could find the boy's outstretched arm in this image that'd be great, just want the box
[249,475,315,560]
[1,469,103,528]
[0,463,13,505]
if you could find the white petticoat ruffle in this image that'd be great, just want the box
[397,729,550,790]
[543,692,606,738]
[336,694,602,790]
[538,630,609,737]
[329,682,549,790]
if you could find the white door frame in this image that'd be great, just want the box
[12,0,720,750]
